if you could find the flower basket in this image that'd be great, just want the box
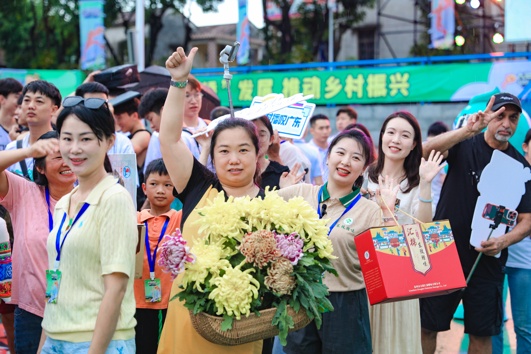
[189,306,311,346]
[159,191,337,345]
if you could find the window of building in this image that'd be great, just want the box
[358,29,376,60]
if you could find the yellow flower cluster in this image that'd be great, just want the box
[181,241,231,292]
[208,263,260,320]
[182,190,336,320]
[194,191,334,260]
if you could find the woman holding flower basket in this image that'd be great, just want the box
[155,48,276,354]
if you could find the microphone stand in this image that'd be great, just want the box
[219,43,240,119]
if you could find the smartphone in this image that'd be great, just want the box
[220,41,240,63]
[227,42,240,62]
[482,203,518,227]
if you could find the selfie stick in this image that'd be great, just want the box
[219,42,240,119]
[465,205,506,285]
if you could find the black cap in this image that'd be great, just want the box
[109,91,141,107]
[492,93,522,113]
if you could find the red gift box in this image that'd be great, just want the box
[354,220,466,305]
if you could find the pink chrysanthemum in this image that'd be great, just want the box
[158,229,195,279]
[275,232,304,265]
[239,230,281,268]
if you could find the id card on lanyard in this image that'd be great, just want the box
[144,217,169,303]
[45,203,90,304]
[317,186,362,236]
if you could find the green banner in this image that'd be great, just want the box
[0,69,84,99]
[196,62,496,106]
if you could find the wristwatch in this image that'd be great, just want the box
[170,79,188,88]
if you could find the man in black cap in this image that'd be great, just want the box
[420,93,531,353]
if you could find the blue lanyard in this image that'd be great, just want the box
[144,217,170,280]
[45,187,53,232]
[54,203,90,269]
[317,186,362,236]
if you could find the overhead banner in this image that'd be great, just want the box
[196,60,531,106]
[237,0,250,65]
[429,0,455,49]
[79,0,106,70]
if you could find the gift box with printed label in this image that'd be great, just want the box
[354,220,466,305]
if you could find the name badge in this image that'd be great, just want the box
[45,269,62,304]
[144,278,162,303]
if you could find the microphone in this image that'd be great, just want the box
[321,203,327,218]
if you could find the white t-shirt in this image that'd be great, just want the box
[307,140,329,183]
[109,132,135,155]
[143,132,203,175]
[183,118,208,134]
[279,141,312,183]
[507,237,531,269]
[0,126,11,151]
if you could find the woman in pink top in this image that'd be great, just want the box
[0,130,76,353]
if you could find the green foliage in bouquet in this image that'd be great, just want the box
[171,191,337,345]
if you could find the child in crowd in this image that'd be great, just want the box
[135,158,182,354]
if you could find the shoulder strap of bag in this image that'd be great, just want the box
[16,139,29,179]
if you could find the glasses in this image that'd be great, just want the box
[62,96,107,109]
[185,92,203,102]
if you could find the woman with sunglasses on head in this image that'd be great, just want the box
[156,47,270,354]
[0,130,77,353]
[365,111,443,354]
[39,96,138,353]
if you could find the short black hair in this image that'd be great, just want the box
[113,98,139,115]
[75,82,109,98]
[144,158,169,179]
[427,121,449,137]
[309,113,329,127]
[0,78,23,97]
[138,88,167,117]
[210,106,230,121]
[22,80,62,107]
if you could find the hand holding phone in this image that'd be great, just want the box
[482,203,518,227]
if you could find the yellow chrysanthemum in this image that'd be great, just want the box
[181,241,231,292]
[194,193,249,242]
[208,263,260,319]
[282,196,335,259]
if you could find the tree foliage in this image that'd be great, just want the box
[261,0,375,64]
[0,0,222,69]
[0,0,79,69]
